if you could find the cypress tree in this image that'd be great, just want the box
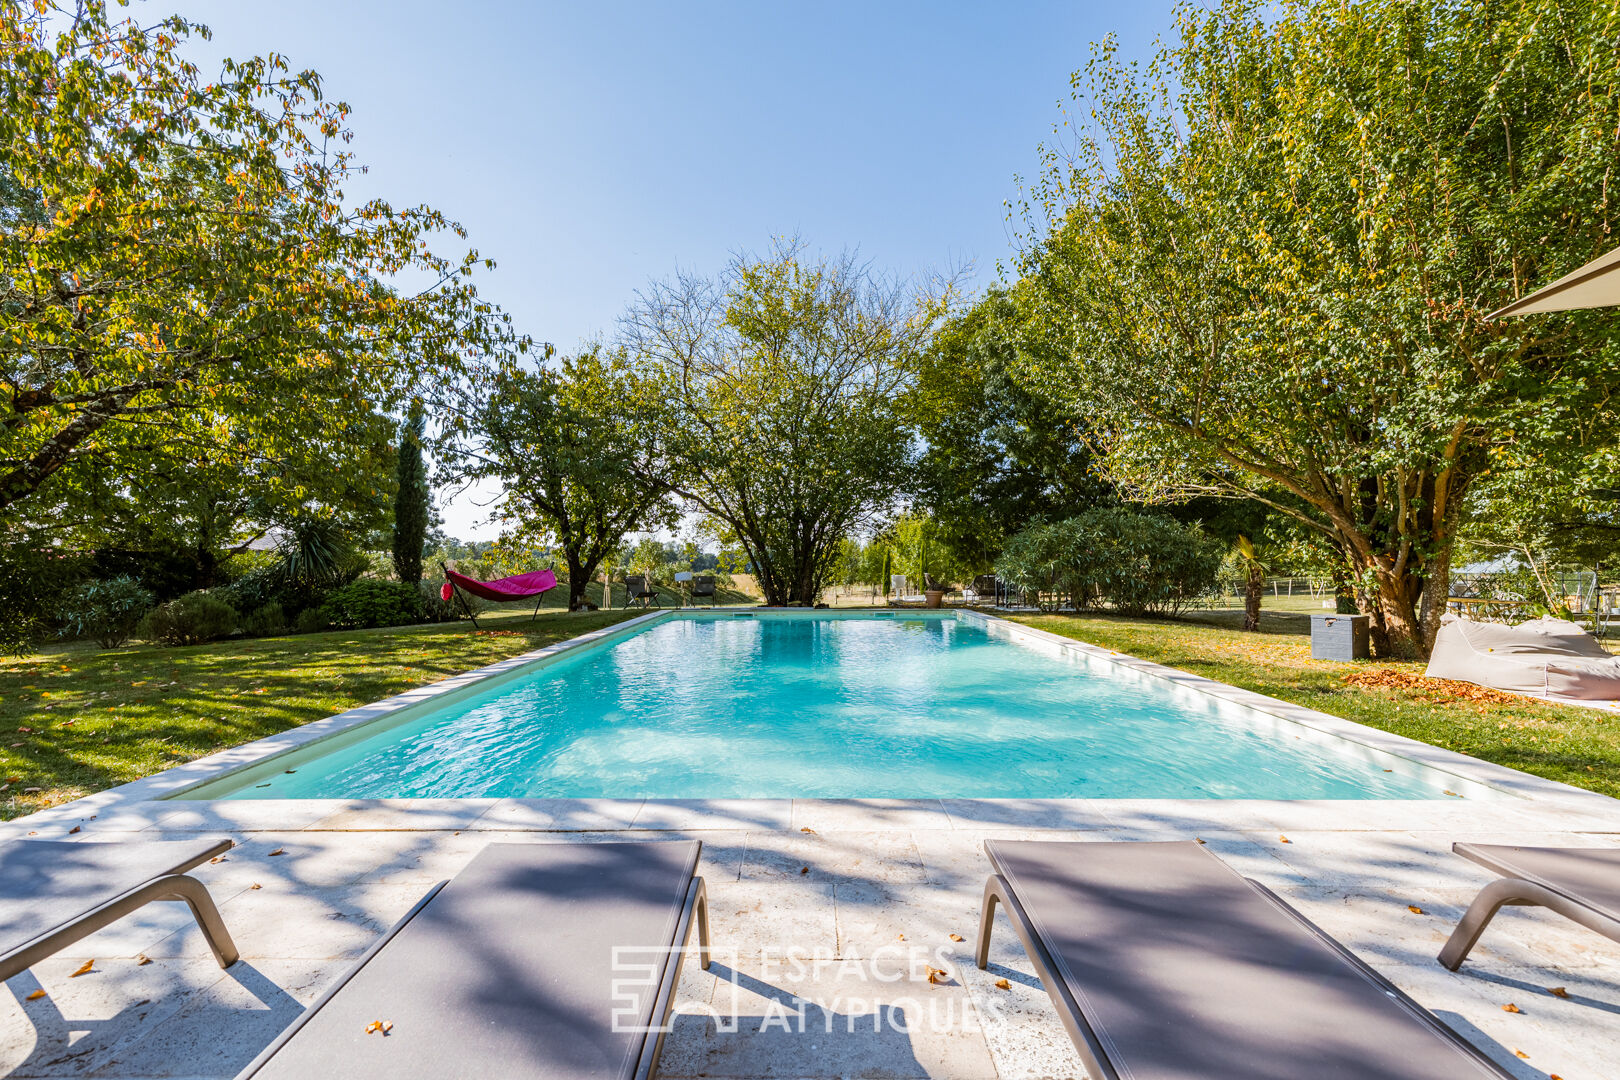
[392,404,430,584]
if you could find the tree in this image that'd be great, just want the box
[392,404,430,584]
[460,349,677,610]
[0,3,522,643]
[1013,0,1620,656]
[915,289,1112,569]
[623,242,952,606]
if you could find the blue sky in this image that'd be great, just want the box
[178,1,1183,537]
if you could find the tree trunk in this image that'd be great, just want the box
[1243,563,1263,632]
[565,550,591,610]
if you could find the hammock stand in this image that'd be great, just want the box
[440,563,559,628]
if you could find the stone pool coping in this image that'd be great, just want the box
[7,605,1618,835]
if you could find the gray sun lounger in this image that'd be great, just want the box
[1439,842,1620,970]
[976,840,1513,1080]
[236,840,709,1080]
[2,837,238,981]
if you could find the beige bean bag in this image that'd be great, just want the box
[1425,616,1620,700]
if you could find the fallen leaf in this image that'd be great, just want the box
[137,954,151,966]
[365,1020,393,1035]
[209,855,227,864]
[1502,1003,1521,1013]
[268,848,285,857]
[68,825,80,834]
[1195,837,1206,844]
[926,966,949,985]
[949,933,964,942]
[25,989,46,1001]
[250,883,262,890]
[70,959,94,977]
[59,720,74,727]
[1443,790,1459,797]
[1513,1049,1529,1059]
[1547,986,1569,998]
[799,826,815,834]
[1279,835,1291,844]
[994,978,1011,990]
[896,934,905,941]
[1407,905,1424,915]
[799,866,808,875]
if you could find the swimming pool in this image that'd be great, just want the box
[179,611,1486,800]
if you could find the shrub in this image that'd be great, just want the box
[997,509,1223,616]
[294,607,331,634]
[320,579,423,630]
[416,579,457,623]
[242,601,289,637]
[139,591,240,646]
[57,576,155,648]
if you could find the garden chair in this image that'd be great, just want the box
[625,573,660,609]
[966,574,997,606]
[2,837,238,983]
[235,841,709,1080]
[1438,842,1620,970]
[976,839,1513,1080]
[690,574,718,606]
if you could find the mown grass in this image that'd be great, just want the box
[1011,612,1620,799]
[0,608,643,820]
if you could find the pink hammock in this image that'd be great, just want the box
[440,564,558,627]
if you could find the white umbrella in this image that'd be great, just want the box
[1489,242,1620,318]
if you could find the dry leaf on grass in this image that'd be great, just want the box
[1547,986,1569,998]
[1502,1003,1521,1013]
[70,959,94,977]
[25,989,46,1001]
[994,978,1011,990]
[1343,668,1525,706]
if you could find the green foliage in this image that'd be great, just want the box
[320,579,424,630]
[56,576,154,648]
[392,405,431,585]
[915,290,1112,568]
[0,1,522,650]
[458,348,675,609]
[998,509,1222,616]
[294,607,331,634]
[1012,0,1620,656]
[887,514,973,589]
[624,242,953,605]
[241,601,288,638]
[139,591,239,646]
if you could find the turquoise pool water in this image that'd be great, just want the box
[199,612,1472,800]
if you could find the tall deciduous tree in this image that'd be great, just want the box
[0,4,518,515]
[1014,0,1620,656]
[915,289,1112,570]
[391,404,429,584]
[460,349,677,610]
[622,243,951,606]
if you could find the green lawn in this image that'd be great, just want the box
[0,608,642,820]
[1010,612,1620,799]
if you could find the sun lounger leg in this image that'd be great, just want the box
[159,874,240,969]
[1439,876,1620,970]
[976,874,1004,970]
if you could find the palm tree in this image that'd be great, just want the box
[1235,535,1266,632]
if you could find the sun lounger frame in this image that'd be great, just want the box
[1439,841,1620,969]
[976,840,1512,1080]
[1,837,238,981]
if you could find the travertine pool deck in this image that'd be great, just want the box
[4,792,1620,1080]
